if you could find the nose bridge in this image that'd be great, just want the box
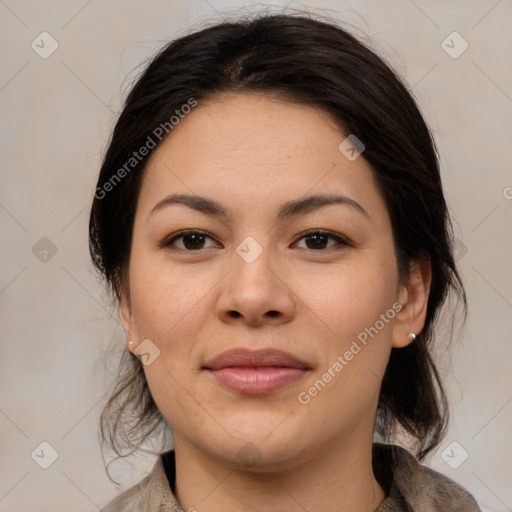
[235,235,267,267]
[231,235,276,298]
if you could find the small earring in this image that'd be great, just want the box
[408,332,416,341]
[128,341,134,345]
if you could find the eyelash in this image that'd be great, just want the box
[160,229,350,252]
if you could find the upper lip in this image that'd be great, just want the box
[203,348,309,370]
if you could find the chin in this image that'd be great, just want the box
[203,419,312,471]
[223,438,314,474]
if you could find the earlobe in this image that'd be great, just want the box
[392,258,431,348]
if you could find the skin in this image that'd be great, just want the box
[120,92,431,512]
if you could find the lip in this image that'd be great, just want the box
[203,348,310,395]
[204,348,309,370]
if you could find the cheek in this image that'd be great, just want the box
[292,265,396,431]
[128,253,218,342]
[128,257,215,424]
[292,255,398,342]
[292,254,398,409]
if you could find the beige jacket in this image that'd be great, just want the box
[101,443,481,511]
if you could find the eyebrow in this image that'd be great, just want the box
[149,193,371,222]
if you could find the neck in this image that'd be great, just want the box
[173,432,386,512]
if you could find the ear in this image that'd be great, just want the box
[119,284,138,355]
[392,257,432,348]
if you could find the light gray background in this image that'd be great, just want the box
[1,1,511,510]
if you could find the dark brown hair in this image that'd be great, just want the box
[89,12,466,465]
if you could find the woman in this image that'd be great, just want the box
[90,13,481,512]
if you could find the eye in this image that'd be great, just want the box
[161,229,349,252]
[161,230,219,251]
[293,230,349,250]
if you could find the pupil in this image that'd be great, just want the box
[308,234,327,249]
[181,234,330,250]
[184,234,204,249]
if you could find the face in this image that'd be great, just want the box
[121,92,429,470]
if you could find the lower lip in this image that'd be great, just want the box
[207,367,308,395]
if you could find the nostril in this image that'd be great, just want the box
[227,310,279,318]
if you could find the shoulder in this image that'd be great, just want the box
[100,455,182,512]
[100,475,147,512]
[373,443,481,512]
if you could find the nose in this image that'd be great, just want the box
[216,245,296,327]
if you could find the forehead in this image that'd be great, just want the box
[151,92,346,169]
[138,92,388,224]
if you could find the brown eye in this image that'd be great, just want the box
[162,231,218,251]
[294,231,349,250]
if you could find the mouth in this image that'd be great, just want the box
[203,348,310,395]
